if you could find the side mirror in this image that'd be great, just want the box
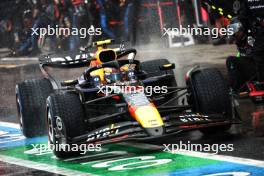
[159,63,175,71]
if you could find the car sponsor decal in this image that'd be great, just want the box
[178,114,210,122]
[87,124,120,142]
[0,122,264,176]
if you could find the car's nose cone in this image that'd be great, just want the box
[145,126,165,136]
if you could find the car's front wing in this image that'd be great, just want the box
[68,113,239,145]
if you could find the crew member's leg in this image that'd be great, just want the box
[124,3,133,41]
[252,53,264,81]
[97,0,115,39]
[226,56,241,91]
[239,57,257,82]
[69,14,80,51]
[253,29,264,81]
[30,18,41,54]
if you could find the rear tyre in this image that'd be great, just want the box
[47,92,85,158]
[190,68,232,133]
[16,79,53,137]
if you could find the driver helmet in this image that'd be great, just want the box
[104,68,121,83]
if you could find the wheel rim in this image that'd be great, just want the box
[47,107,54,143]
[16,94,23,130]
[56,117,63,131]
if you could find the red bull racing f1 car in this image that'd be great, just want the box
[16,40,239,158]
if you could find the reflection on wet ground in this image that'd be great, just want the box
[251,105,264,137]
[0,161,60,176]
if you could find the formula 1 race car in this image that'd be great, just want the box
[16,39,237,158]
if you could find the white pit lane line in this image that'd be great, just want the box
[0,121,98,176]
[120,142,264,168]
[0,121,20,129]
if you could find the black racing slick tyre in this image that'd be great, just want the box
[47,92,85,158]
[190,68,232,133]
[16,79,53,137]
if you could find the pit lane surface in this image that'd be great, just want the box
[0,44,264,175]
[1,122,264,176]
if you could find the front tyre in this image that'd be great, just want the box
[190,68,232,133]
[46,92,85,158]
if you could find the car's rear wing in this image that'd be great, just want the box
[39,48,135,68]
[38,51,95,89]
[39,52,94,68]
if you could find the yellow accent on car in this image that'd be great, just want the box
[163,64,172,68]
[90,69,105,81]
[64,80,74,83]
[94,39,112,46]
[134,106,164,128]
